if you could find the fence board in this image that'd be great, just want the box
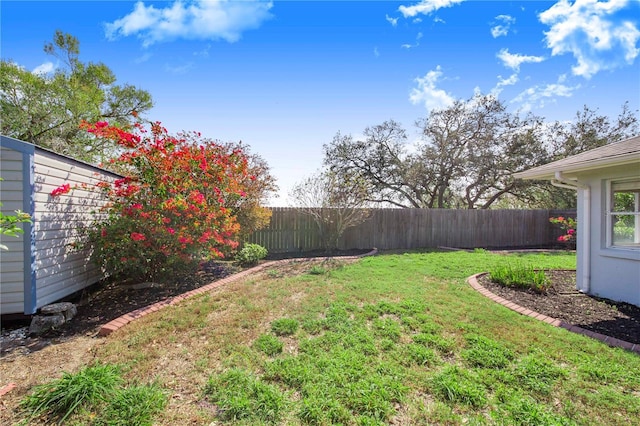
[247,208,576,253]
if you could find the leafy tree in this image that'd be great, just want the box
[415,94,550,209]
[324,120,419,208]
[221,141,278,243]
[324,94,638,210]
[290,170,370,251]
[1,30,152,163]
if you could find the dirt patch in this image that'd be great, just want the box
[477,270,640,344]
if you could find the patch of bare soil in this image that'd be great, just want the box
[477,270,640,344]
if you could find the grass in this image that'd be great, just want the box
[489,263,551,292]
[16,249,640,425]
[19,363,167,425]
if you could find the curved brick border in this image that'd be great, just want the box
[98,249,378,337]
[467,273,640,355]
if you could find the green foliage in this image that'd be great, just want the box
[20,363,122,423]
[254,334,284,356]
[204,368,288,424]
[1,31,153,163]
[271,318,299,336]
[489,264,551,293]
[94,383,167,426]
[235,243,268,266]
[0,178,32,251]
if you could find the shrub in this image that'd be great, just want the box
[489,264,550,293]
[57,120,261,283]
[235,243,268,266]
[550,216,577,249]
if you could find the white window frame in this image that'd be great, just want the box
[606,178,640,249]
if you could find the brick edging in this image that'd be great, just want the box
[98,248,378,337]
[467,273,640,355]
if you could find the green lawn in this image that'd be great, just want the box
[20,250,640,425]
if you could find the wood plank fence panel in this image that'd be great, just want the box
[247,208,576,252]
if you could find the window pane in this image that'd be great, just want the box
[612,215,639,246]
[612,191,637,212]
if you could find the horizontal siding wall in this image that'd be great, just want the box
[33,150,116,309]
[0,146,26,314]
[248,208,577,252]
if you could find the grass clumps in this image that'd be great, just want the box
[94,382,167,426]
[19,363,167,425]
[204,368,287,424]
[254,333,284,356]
[271,317,299,336]
[489,263,551,292]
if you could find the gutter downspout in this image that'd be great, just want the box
[551,171,590,294]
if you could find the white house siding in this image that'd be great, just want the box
[32,149,116,310]
[0,146,27,314]
[578,164,640,306]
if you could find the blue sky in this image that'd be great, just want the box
[2,0,639,205]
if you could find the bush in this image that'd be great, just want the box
[235,243,268,266]
[62,120,260,283]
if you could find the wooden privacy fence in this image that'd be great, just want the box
[247,208,577,253]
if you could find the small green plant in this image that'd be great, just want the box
[254,333,284,356]
[271,318,299,336]
[20,363,122,423]
[235,243,268,266]
[489,264,550,293]
[0,178,31,251]
[94,383,167,426]
[308,265,327,275]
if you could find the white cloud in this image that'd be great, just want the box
[497,48,545,71]
[399,0,464,18]
[32,62,56,75]
[386,14,398,27]
[409,65,455,112]
[490,73,519,96]
[374,47,380,57]
[512,81,579,112]
[402,32,423,49]
[490,14,515,38]
[105,0,274,47]
[538,0,640,78]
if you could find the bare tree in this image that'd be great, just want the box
[289,170,371,251]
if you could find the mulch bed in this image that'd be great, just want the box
[477,270,640,344]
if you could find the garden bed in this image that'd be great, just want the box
[477,270,640,344]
